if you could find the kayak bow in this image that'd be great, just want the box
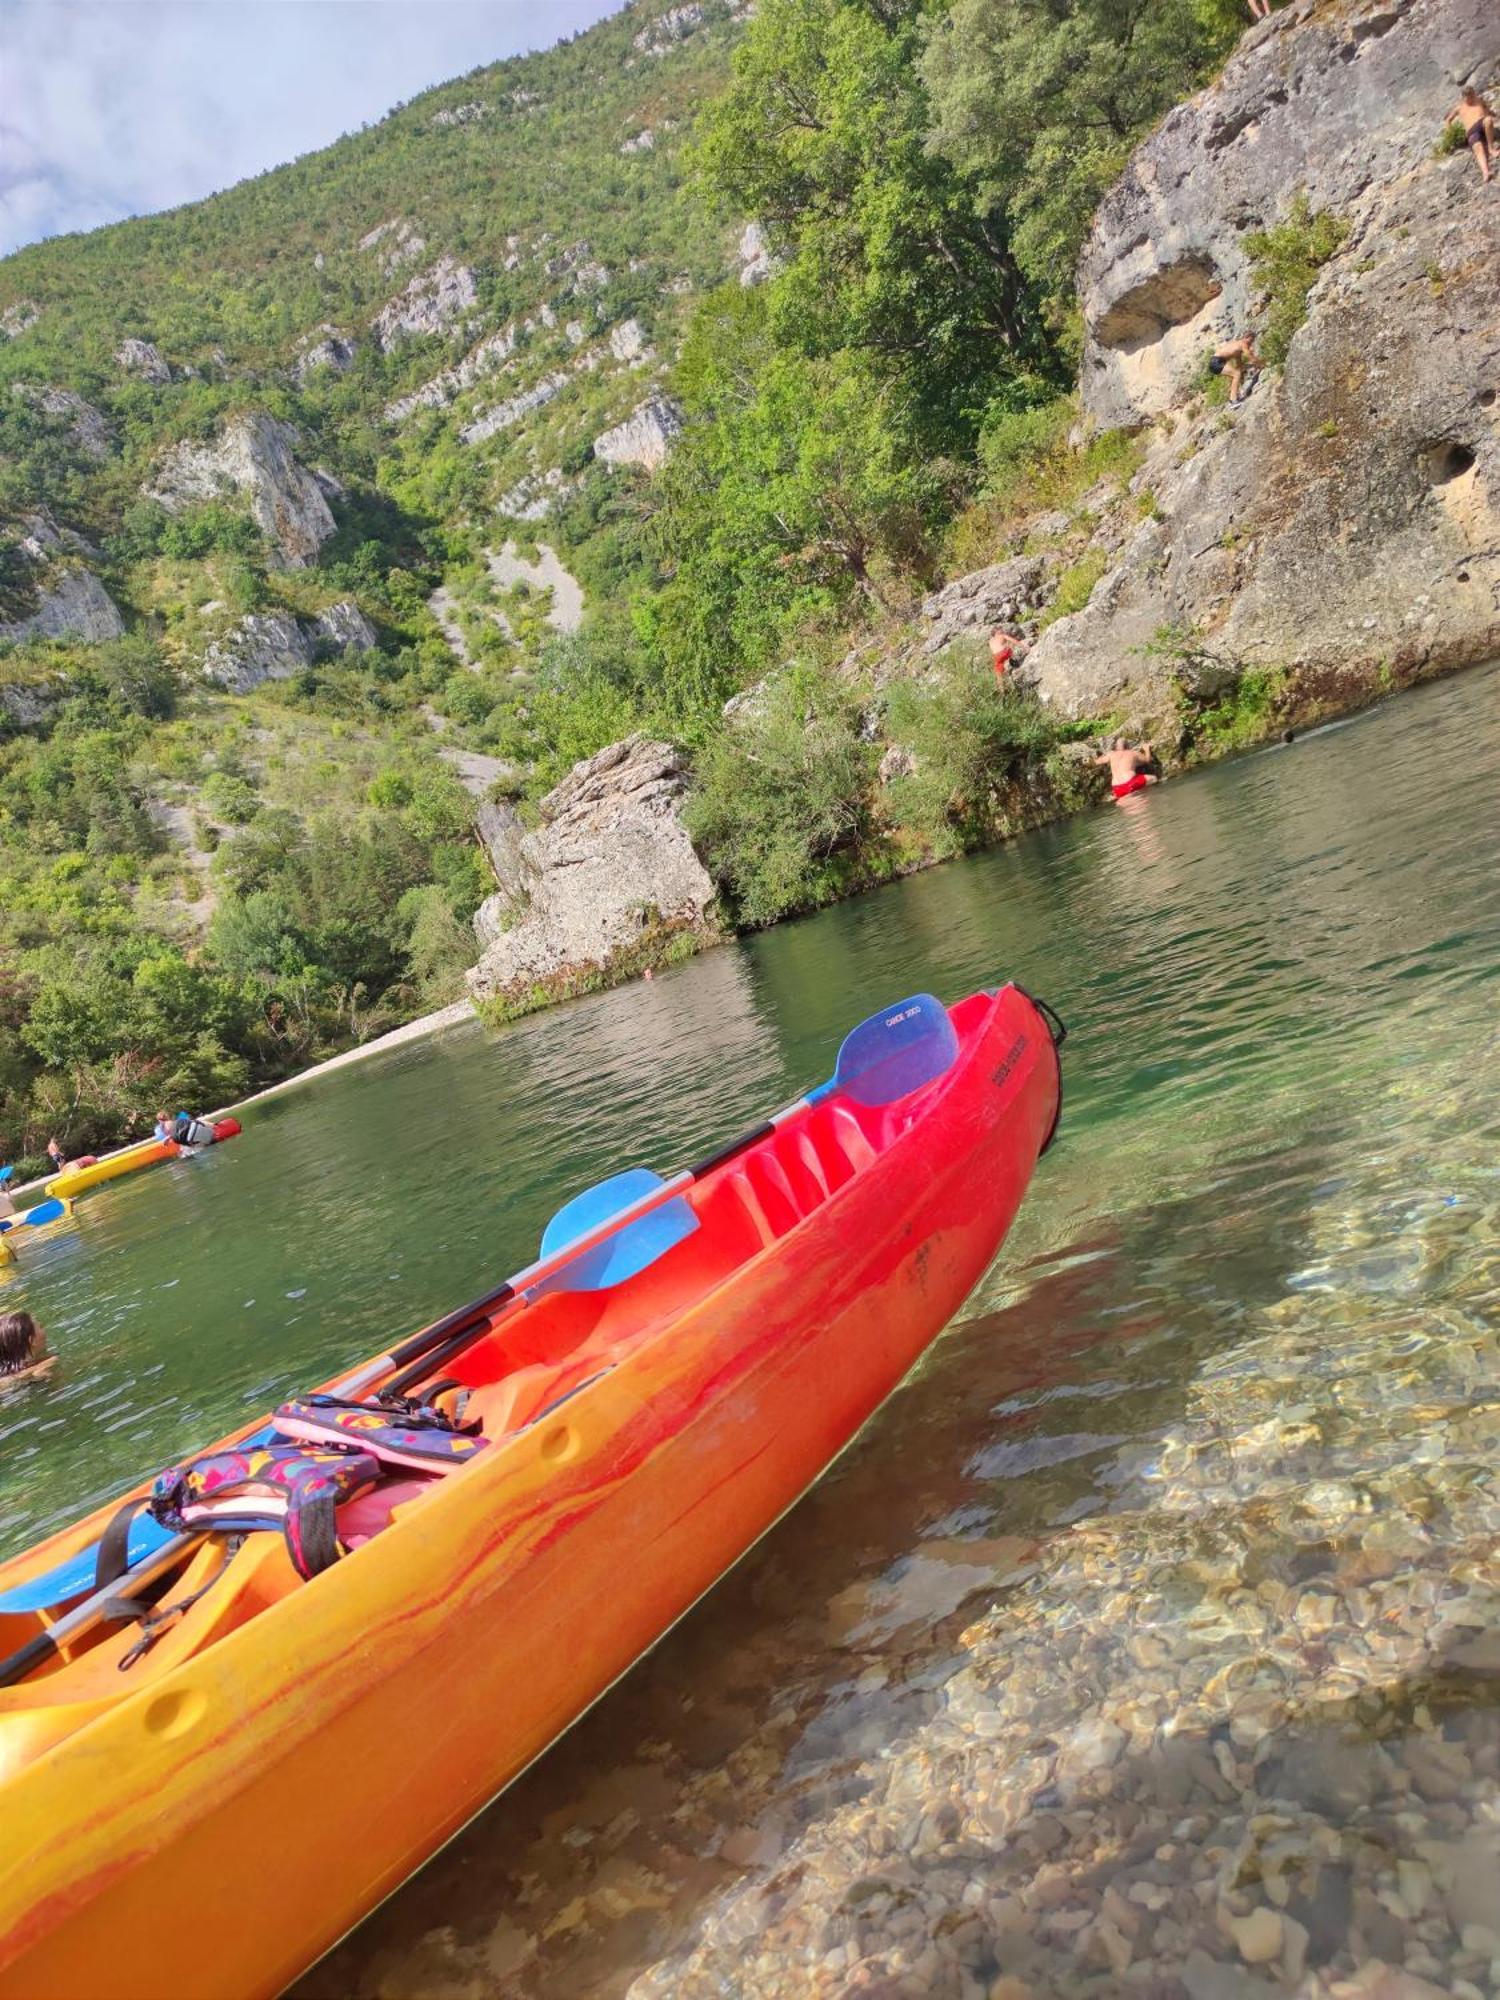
[0,985,1060,2000]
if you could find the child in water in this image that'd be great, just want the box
[0,1311,54,1387]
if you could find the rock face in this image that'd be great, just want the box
[609,317,652,363]
[295,329,357,381]
[146,413,337,568]
[0,301,40,339]
[115,337,171,384]
[1025,0,1500,732]
[920,555,1051,656]
[738,220,775,287]
[200,600,376,692]
[633,4,705,56]
[11,384,111,460]
[460,371,569,446]
[385,323,517,424]
[0,568,125,646]
[467,736,719,1007]
[594,395,685,471]
[372,256,478,349]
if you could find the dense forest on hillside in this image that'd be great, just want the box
[0,0,1247,1169]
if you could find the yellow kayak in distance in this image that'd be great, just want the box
[45,1119,242,1200]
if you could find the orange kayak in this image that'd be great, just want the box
[0,986,1061,1999]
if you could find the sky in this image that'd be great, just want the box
[0,0,619,259]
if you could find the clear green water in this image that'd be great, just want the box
[7,665,1500,1997]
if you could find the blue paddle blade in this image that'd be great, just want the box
[813,992,960,1109]
[537,1166,698,1294]
[21,1198,64,1228]
[0,1422,282,1614]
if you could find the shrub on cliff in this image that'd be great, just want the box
[884,649,1061,854]
[1245,193,1351,368]
[686,664,880,927]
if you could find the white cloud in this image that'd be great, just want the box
[0,0,620,257]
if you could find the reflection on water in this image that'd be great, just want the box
[8,663,1500,1998]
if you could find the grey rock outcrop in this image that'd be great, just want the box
[146,412,337,568]
[1025,0,1500,733]
[633,4,705,56]
[0,568,125,646]
[620,128,656,154]
[0,301,40,339]
[460,371,568,446]
[200,600,376,692]
[920,554,1051,656]
[609,317,652,363]
[594,395,684,471]
[372,256,478,350]
[11,384,111,460]
[357,218,426,274]
[738,220,775,287]
[431,103,488,128]
[0,680,67,727]
[384,323,517,424]
[115,337,172,384]
[467,736,719,1006]
[295,329,357,381]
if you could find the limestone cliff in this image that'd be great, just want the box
[1022,0,1499,733]
[468,736,720,1013]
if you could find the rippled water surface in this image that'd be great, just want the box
[7,665,1500,1999]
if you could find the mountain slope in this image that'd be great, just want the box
[0,1,751,1166]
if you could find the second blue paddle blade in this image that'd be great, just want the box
[833,993,959,1108]
[539,1167,698,1293]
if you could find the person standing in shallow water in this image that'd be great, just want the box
[0,1311,54,1386]
[1096,736,1159,800]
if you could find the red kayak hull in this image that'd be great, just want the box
[0,986,1058,1999]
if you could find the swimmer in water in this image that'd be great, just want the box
[0,1310,54,1387]
[1095,735,1160,800]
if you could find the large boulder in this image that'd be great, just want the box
[0,568,125,645]
[1026,0,1500,731]
[593,395,684,471]
[467,736,719,1008]
[11,384,111,460]
[115,337,172,384]
[146,412,337,568]
[201,600,375,692]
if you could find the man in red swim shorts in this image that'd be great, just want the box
[1095,734,1159,799]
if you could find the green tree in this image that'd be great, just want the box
[922,0,1241,328]
[696,0,1050,445]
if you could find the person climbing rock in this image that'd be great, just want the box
[1446,86,1496,185]
[989,628,1030,682]
[1095,736,1160,801]
[1208,335,1263,405]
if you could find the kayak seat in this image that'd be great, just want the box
[338,1475,441,1549]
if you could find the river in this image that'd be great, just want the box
[5,664,1500,1997]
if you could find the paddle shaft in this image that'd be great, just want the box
[344,1116,785,1403]
[0,1531,198,1689]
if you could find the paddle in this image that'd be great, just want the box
[370,992,957,1400]
[0,993,960,1622]
[0,1530,200,1689]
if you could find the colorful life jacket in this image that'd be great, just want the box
[150,1442,381,1580]
[272,1393,487,1475]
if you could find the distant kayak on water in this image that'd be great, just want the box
[0,984,1062,1999]
[45,1117,242,1201]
